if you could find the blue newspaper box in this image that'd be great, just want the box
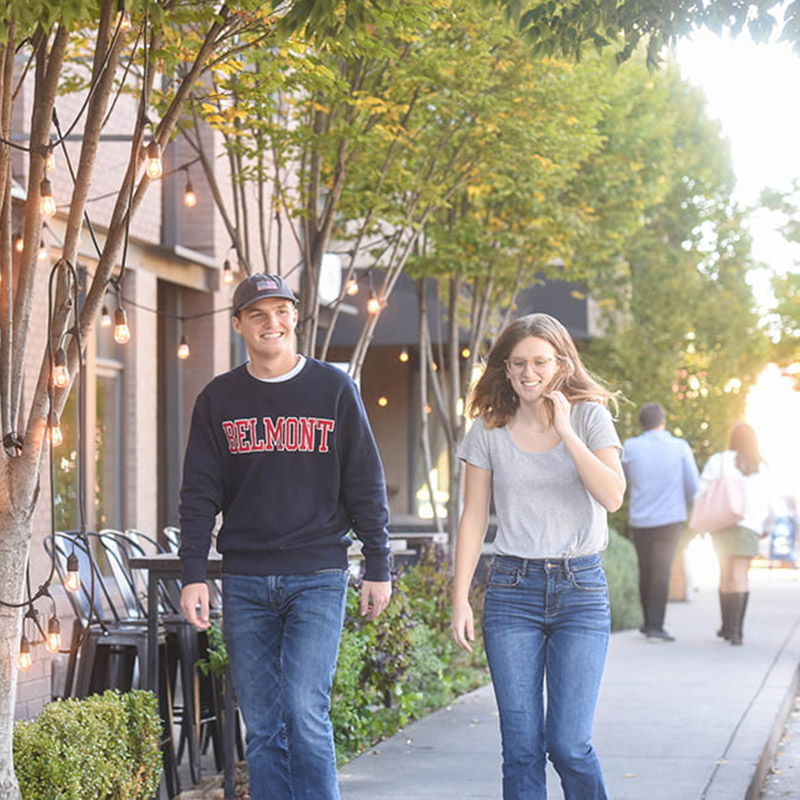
[769,515,797,563]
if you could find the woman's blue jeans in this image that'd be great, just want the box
[222,570,349,800]
[483,554,610,800]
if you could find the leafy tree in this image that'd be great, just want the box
[498,0,800,66]
[761,181,800,371]
[404,48,613,533]
[409,52,768,539]
[771,271,800,368]
[177,1,437,362]
[331,2,610,377]
[583,62,769,466]
[183,0,611,378]
[409,51,700,537]
[0,1,377,795]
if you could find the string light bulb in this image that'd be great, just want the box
[46,616,62,653]
[461,347,471,359]
[46,147,56,173]
[18,635,32,671]
[53,347,69,388]
[366,291,381,316]
[117,0,131,29]
[13,234,24,253]
[118,3,132,31]
[100,305,112,327]
[398,348,409,363]
[183,174,197,207]
[145,140,163,179]
[40,178,56,217]
[222,259,234,284]
[38,240,48,261]
[65,552,80,592]
[114,306,131,344]
[377,396,388,407]
[345,277,359,296]
[50,413,63,447]
[177,334,190,360]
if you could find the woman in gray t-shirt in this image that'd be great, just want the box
[451,313,624,800]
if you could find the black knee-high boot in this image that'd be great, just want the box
[717,592,734,640]
[729,592,749,646]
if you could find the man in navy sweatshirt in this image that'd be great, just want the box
[179,273,392,800]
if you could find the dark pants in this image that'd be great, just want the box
[632,523,684,632]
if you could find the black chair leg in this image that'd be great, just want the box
[157,644,181,799]
[179,625,202,784]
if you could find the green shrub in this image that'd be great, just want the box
[13,689,163,800]
[604,527,641,632]
[196,620,229,678]
[331,550,489,763]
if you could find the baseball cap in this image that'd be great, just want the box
[232,273,298,315]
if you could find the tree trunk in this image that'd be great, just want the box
[0,500,33,800]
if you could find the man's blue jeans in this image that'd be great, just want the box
[483,554,610,800]
[222,570,349,800]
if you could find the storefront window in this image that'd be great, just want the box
[53,391,79,532]
[95,362,122,528]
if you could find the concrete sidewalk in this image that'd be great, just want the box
[339,568,800,799]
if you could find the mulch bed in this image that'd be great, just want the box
[175,761,250,799]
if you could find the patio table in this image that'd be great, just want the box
[128,553,237,799]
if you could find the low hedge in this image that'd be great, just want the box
[13,689,162,800]
[604,527,641,632]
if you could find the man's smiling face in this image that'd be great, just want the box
[232,296,298,363]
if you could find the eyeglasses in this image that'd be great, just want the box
[504,357,557,375]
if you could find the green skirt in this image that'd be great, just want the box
[711,525,759,558]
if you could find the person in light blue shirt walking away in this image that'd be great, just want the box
[622,403,699,642]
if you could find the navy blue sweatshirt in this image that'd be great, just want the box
[179,358,391,585]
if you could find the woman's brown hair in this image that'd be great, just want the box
[729,422,763,475]
[468,313,617,429]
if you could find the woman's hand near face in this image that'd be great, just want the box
[546,390,573,437]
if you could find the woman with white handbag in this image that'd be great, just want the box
[695,423,773,645]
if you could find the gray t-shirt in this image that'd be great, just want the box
[457,402,622,559]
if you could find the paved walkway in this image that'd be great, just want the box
[339,567,800,800]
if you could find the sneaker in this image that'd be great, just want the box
[646,629,676,642]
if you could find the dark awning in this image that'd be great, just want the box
[320,271,590,348]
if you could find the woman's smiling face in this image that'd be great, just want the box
[504,335,560,403]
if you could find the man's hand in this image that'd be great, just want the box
[360,580,391,621]
[181,582,211,630]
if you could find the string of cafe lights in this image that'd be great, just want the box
[6,9,418,674]
[1,0,150,673]
[9,194,433,666]
[31,132,424,410]
[14,8,395,369]
[15,0,146,669]
[3,258,96,672]
[3,0,269,673]
[6,20,480,674]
